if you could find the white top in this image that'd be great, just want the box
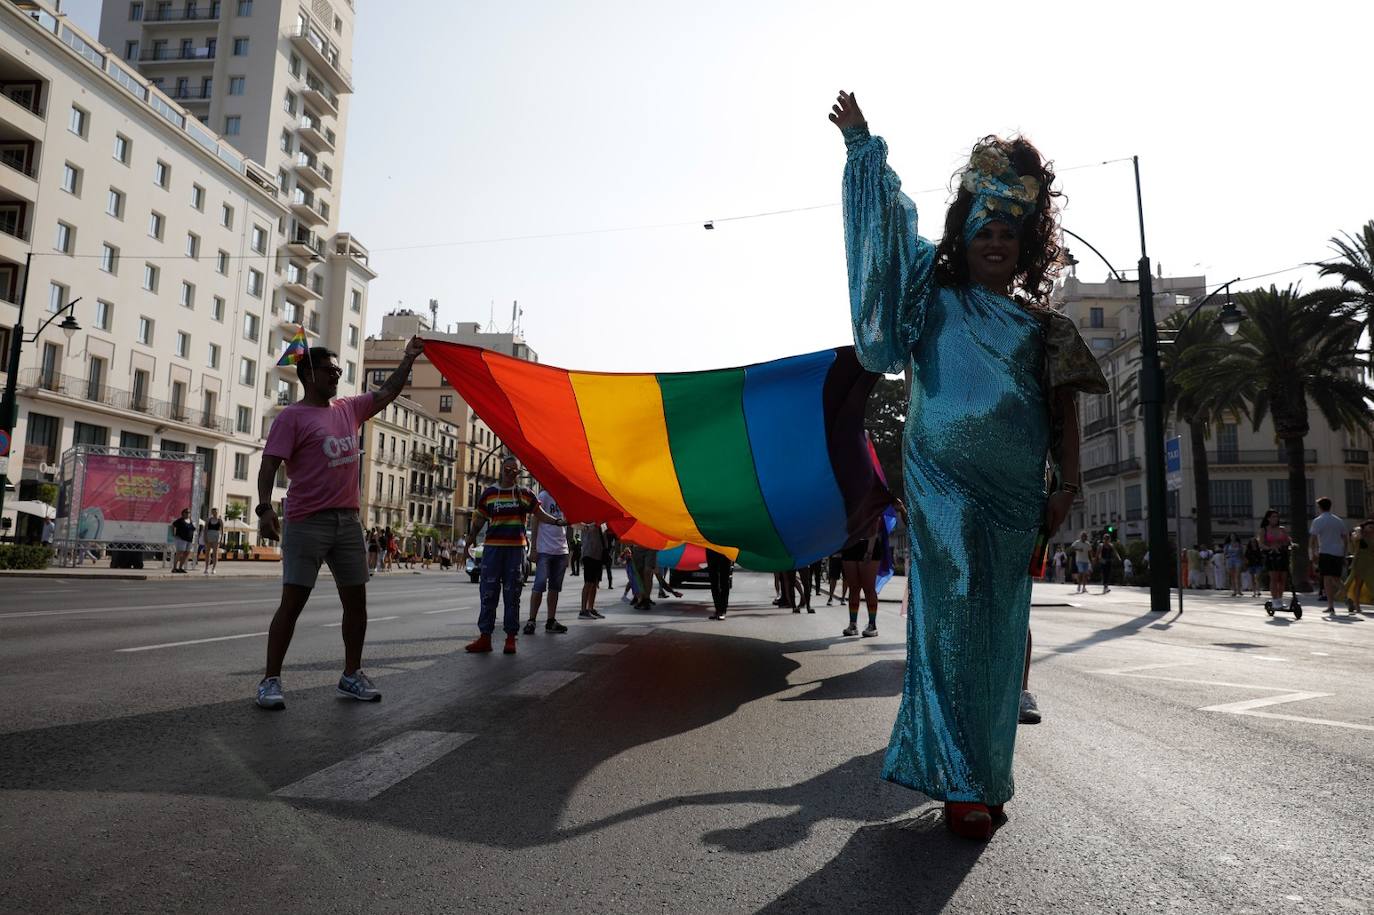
[534,490,568,555]
[1070,539,1092,562]
[1310,511,1347,556]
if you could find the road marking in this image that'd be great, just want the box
[503,670,581,697]
[423,607,465,614]
[1252,656,1287,662]
[273,731,476,802]
[322,615,399,628]
[4,598,268,620]
[617,627,650,636]
[117,631,268,652]
[578,642,627,656]
[1311,651,1330,656]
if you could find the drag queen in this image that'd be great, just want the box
[831,91,1107,839]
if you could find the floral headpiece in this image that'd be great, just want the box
[960,142,1040,245]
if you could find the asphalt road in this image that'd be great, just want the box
[1,571,1371,914]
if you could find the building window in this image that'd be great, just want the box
[191,183,205,210]
[228,76,245,95]
[212,296,225,321]
[439,395,453,413]
[277,169,290,193]
[224,115,241,135]
[48,281,67,313]
[347,324,358,347]
[143,263,159,292]
[1345,479,1366,519]
[137,316,153,345]
[61,163,81,195]
[345,361,356,383]
[208,342,221,369]
[148,211,164,240]
[124,39,138,60]
[239,357,256,386]
[95,300,113,330]
[179,281,195,309]
[334,14,342,32]
[113,133,130,163]
[350,289,362,313]
[233,37,249,55]
[279,129,292,153]
[288,53,301,77]
[233,452,249,480]
[107,188,125,218]
[129,2,143,20]
[247,268,263,297]
[1216,423,1239,461]
[1089,307,1104,329]
[175,330,190,358]
[283,91,297,116]
[185,232,199,259]
[1267,478,1315,520]
[221,203,234,228]
[251,225,267,253]
[234,404,252,433]
[1209,479,1253,521]
[154,160,170,188]
[69,105,88,138]
[243,312,260,341]
[54,222,74,254]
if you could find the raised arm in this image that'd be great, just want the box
[371,336,425,415]
[831,90,937,374]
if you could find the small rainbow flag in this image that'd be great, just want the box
[277,325,309,366]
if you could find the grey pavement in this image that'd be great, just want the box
[0,571,1370,914]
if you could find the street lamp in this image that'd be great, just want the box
[1,249,82,526]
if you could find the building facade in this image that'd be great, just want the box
[357,393,457,542]
[1053,270,1372,548]
[363,306,539,537]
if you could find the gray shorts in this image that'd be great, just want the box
[282,509,368,589]
[175,539,192,552]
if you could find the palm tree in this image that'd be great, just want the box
[1180,284,1374,589]
[1119,307,1252,547]
[1316,220,1374,342]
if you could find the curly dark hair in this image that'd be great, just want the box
[932,135,1064,305]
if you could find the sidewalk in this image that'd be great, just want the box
[0,559,460,581]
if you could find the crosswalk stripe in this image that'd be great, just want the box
[273,731,476,802]
[578,643,627,656]
[322,615,399,628]
[503,670,581,697]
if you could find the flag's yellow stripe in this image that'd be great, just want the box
[568,371,734,558]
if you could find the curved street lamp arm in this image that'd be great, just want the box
[1060,228,1129,283]
[23,297,81,343]
[1172,279,1240,335]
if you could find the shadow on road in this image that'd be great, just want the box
[781,659,905,702]
[1045,607,1169,657]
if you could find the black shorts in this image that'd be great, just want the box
[1317,553,1344,578]
[581,557,604,580]
[841,538,882,563]
[1263,551,1288,573]
[828,556,843,580]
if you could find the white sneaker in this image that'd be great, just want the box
[256,677,285,710]
[1018,690,1042,724]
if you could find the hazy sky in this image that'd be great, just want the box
[63,0,1374,372]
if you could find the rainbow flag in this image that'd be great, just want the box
[425,341,893,571]
[657,542,708,572]
[276,325,309,366]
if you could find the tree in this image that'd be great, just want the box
[865,375,906,502]
[1179,284,1374,588]
[1316,220,1374,344]
[1119,307,1253,547]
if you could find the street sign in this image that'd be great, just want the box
[1165,436,1183,492]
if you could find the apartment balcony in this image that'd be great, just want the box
[1344,449,1370,465]
[284,227,323,259]
[1083,415,1117,438]
[297,114,336,153]
[410,451,437,470]
[1082,457,1141,482]
[0,90,45,140]
[0,153,40,203]
[293,153,333,190]
[1208,449,1317,466]
[290,196,328,227]
[18,368,233,434]
[139,47,215,64]
[167,86,212,105]
[283,268,322,301]
[289,25,352,94]
[0,216,31,265]
[302,78,339,117]
[142,5,220,23]
[277,309,318,335]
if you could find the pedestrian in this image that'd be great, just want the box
[171,508,195,573]
[1258,509,1291,605]
[366,528,381,574]
[203,507,223,575]
[463,456,567,655]
[810,558,825,596]
[1342,520,1374,614]
[705,548,733,619]
[523,488,571,634]
[629,543,657,610]
[825,551,845,605]
[569,532,581,577]
[1244,536,1264,596]
[793,563,815,613]
[1097,531,1120,594]
[840,517,882,637]
[1198,544,1214,589]
[253,337,423,710]
[603,534,616,590]
[578,522,607,620]
[1122,555,1133,582]
[1052,545,1067,584]
[1209,544,1225,592]
[1222,533,1243,596]
[1069,531,1092,593]
[1185,544,1205,589]
[1310,497,1349,616]
[832,93,1107,838]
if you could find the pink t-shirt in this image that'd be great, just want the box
[264,393,376,521]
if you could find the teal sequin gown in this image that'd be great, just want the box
[842,127,1050,805]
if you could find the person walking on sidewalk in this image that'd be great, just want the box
[1069,532,1092,593]
[171,509,195,573]
[705,548,733,620]
[1097,531,1121,594]
[1309,497,1349,615]
[254,337,425,711]
[578,522,608,620]
[463,457,567,655]
[523,488,571,635]
[203,508,223,575]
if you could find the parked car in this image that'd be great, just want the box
[463,538,530,583]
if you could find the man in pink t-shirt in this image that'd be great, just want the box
[254,337,423,711]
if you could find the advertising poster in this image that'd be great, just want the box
[75,455,196,543]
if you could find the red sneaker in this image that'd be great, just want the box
[503,634,517,655]
[465,634,493,653]
[944,802,993,840]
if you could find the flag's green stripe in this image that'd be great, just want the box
[657,368,792,568]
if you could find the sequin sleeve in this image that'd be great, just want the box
[1044,311,1109,396]
[842,126,938,375]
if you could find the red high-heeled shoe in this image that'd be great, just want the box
[944,802,993,840]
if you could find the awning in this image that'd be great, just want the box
[10,500,55,519]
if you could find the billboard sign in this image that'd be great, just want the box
[74,454,196,543]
